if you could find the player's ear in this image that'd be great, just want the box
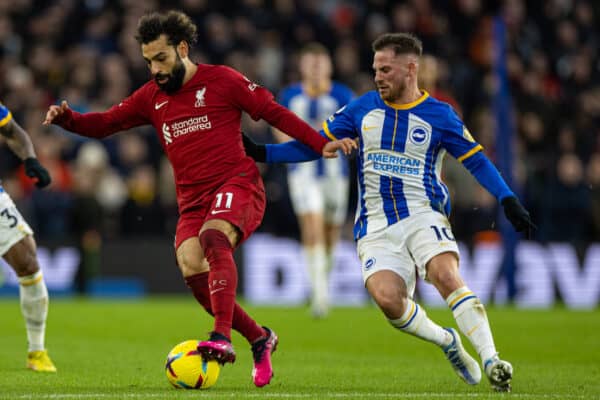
[177,41,188,58]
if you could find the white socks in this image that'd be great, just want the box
[304,245,329,316]
[388,298,452,347]
[19,270,49,352]
[446,286,497,362]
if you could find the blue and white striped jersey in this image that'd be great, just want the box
[278,82,354,177]
[321,90,482,240]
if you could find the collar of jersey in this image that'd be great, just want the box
[302,82,332,98]
[384,90,429,110]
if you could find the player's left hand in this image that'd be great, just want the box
[322,138,357,158]
[24,157,51,188]
[501,196,537,238]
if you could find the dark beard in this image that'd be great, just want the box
[155,56,186,93]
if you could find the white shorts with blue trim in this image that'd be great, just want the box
[356,211,459,297]
[0,190,33,256]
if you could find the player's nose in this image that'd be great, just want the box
[149,63,162,76]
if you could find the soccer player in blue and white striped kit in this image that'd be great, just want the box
[243,33,535,392]
[273,43,354,318]
[0,102,55,372]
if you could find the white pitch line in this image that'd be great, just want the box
[9,393,593,399]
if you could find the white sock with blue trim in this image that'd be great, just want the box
[388,299,452,347]
[305,245,329,315]
[446,286,496,362]
[19,270,49,352]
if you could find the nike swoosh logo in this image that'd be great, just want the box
[155,101,168,110]
[363,125,377,131]
[210,210,231,215]
[210,287,225,295]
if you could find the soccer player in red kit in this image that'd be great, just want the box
[44,10,355,387]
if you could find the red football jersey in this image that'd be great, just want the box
[56,64,328,213]
[126,65,273,211]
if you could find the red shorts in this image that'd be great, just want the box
[174,171,266,250]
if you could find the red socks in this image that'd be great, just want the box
[193,229,265,342]
[185,272,264,343]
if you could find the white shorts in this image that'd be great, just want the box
[0,190,33,256]
[356,211,459,297]
[287,165,349,225]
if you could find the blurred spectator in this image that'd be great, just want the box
[539,153,590,248]
[70,141,127,238]
[119,164,166,235]
[69,142,105,294]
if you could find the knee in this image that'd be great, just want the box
[371,286,408,319]
[428,266,462,294]
[178,254,208,277]
[199,230,231,253]
[13,249,39,277]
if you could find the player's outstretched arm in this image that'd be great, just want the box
[242,133,355,163]
[461,151,536,237]
[43,97,145,139]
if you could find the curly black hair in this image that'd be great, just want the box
[135,10,198,47]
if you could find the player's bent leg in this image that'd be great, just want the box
[388,299,481,385]
[447,288,498,359]
[251,326,279,387]
[4,236,55,372]
[484,355,513,392]
[197,224,240,364]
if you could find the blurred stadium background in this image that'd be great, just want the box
[0,0,599,310]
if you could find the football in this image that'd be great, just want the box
[165,340,221,389]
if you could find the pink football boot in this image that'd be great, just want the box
[251,327,279,387]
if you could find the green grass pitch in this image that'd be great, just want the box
[0,297,598,399]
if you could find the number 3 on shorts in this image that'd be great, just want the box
[1,208,18,228]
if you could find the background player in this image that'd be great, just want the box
[273,43,354,318]
[0,103,55,372]
[243,32,535,392]
[43,10,354,387]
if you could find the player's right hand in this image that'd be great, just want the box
[322,138,357,158]
[43,100,70,125]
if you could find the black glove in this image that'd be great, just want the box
[24,157,51,188]
[242,133,267,162]
[501,196,536,237]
